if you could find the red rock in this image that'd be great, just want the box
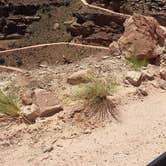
[34,89,63,117]
[67,70,90,85]
[118,14,165,59]
[22,90,34,105]
[40,105,63,117]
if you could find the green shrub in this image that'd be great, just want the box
[127,57,149,71]
[0,90,20,117]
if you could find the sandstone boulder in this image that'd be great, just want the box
[118,14,165,59]
[67,70,90,85]
[21,89,63,121]
[34,89,63,117]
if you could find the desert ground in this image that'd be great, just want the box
[0,0,166,166]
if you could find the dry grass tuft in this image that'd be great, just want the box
[71,73,118,121]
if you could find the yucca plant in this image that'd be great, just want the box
[0,90,20,117]
[71,73,118,121]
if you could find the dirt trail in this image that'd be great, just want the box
[80,0,130,18]
[1,91,166,166]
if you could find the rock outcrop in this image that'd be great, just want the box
[0,1,67,40]
[67,12,125,46]
[115,14,165,59]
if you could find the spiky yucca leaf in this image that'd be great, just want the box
[0,90,20,117]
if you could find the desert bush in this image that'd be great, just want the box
[127,57,149,71]
[71,73,118,121]
[0,90,20,117]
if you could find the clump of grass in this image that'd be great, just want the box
[0,90,20,117]
[127,57,149,71]
[71,73,118,121]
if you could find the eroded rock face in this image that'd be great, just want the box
[67,12,125,46]
[117,14,165,59]
[0,1,39,38]
[0,0,66,40]
[87,0,166,26]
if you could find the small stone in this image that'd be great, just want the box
[67,70,90,85]
[95,64,101,68]
[159,80,166,90]
[83,129,92,134]
[21,104,40,122]
[22,90,34,105]
[151,81,159,88]
[102,56,109,59]
[109,41,121,56]
[126,71,142,87]
[43,145,54,153]
[40,105,63,117]
[160,68,166,80]
[53,23,60,30]
[142,70,155,81]
[137,87,148,96]
[39,61,49,68]
[56,144,63,148]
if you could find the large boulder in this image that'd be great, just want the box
[117,14,165,59]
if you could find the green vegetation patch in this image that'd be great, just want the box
[0,89,20,117]
[127,57,149,71]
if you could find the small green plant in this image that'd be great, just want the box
[0,90,20,117]
[71,73,118,121]
[127,57,149,71]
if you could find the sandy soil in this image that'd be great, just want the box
[0,90,166,166]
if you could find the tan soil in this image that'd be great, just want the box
[0,90,166,166]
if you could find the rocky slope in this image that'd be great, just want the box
[88,0,166,26]
[0,0,165,50]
